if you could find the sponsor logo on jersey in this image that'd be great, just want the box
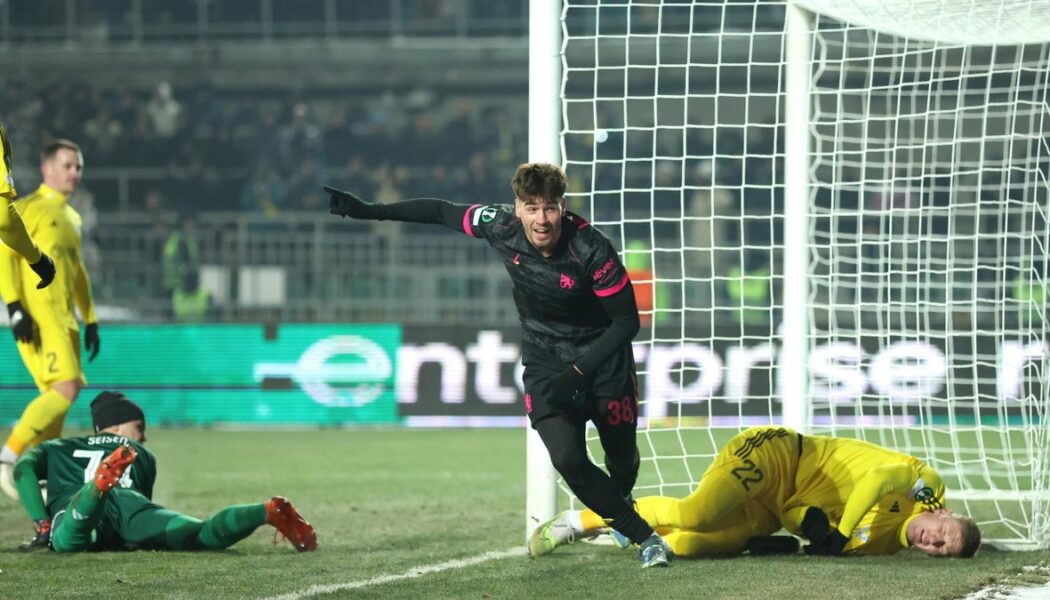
[592,257,616,281]
[889,501,900,513]
[559,273,576,289]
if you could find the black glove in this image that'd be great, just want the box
[18,519,51,552]
[29,253,55,289]
[543,364,587,409]
[800,506,832,542]
[84,322,100,361]
[7,301,35,343]
[804,530,848,556]
[801,507,848,556]
[324,186,380,220]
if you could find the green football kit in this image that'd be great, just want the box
[14,434,268,552]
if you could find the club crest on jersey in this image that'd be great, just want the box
[559,273,576,289]
[914,486,934,502]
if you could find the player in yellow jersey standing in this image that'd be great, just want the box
[530,426,982,558]
[0,139,99,499]
[0,125,56,287]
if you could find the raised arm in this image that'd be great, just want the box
[1,126,54,288]
[325,186,471,233]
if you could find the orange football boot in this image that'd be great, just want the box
[95,445,137,493]
[265,496,318,552]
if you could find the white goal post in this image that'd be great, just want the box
[528,0,1050,550]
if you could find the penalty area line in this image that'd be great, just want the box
[261,547,527,600]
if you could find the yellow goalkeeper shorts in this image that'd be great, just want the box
[16,326,86,391]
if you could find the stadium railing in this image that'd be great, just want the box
[87,210,1029,328]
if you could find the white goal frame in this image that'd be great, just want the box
[526,0,1049,551]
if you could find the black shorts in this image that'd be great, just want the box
[521,344,638,427]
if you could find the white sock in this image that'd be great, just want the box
[566,510,585,534]
[0,446,17,464]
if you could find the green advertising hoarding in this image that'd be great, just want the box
[0,324,400,426]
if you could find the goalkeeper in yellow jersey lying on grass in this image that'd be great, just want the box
[529,426,981,559]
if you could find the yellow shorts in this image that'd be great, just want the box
[16,326,86,391]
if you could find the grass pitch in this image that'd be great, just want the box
[0,428,1047,599]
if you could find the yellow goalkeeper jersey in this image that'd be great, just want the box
[782,434,945,555]
[0,183,96,330]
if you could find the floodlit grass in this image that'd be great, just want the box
[0,428,1047,599]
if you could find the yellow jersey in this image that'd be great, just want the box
[0,125,42,262]
[0,124,15,200]
[782,434,945,555]
[0,183,96,330]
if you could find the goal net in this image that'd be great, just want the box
[548,0,1050,550]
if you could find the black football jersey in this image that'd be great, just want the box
[458,204,630,366]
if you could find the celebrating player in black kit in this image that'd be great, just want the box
[325,162,674,568]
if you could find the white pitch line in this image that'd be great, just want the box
[260,547,526,600]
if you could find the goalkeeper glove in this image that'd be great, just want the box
[324,186,380,220]
[7,300,35,343]
[84,322,100,361]
[543,364,587,409]
[18,519,51,552]
[801,507,848,556]
[29,253,56,289]
[804,530,848,556]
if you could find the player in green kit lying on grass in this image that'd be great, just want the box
[13,390,317,553]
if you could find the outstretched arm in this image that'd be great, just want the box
[325,186,470,232]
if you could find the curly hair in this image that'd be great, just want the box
[511,162,566,203]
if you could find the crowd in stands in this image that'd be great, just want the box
[0,79,527,218]
[1,72,1041,323]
